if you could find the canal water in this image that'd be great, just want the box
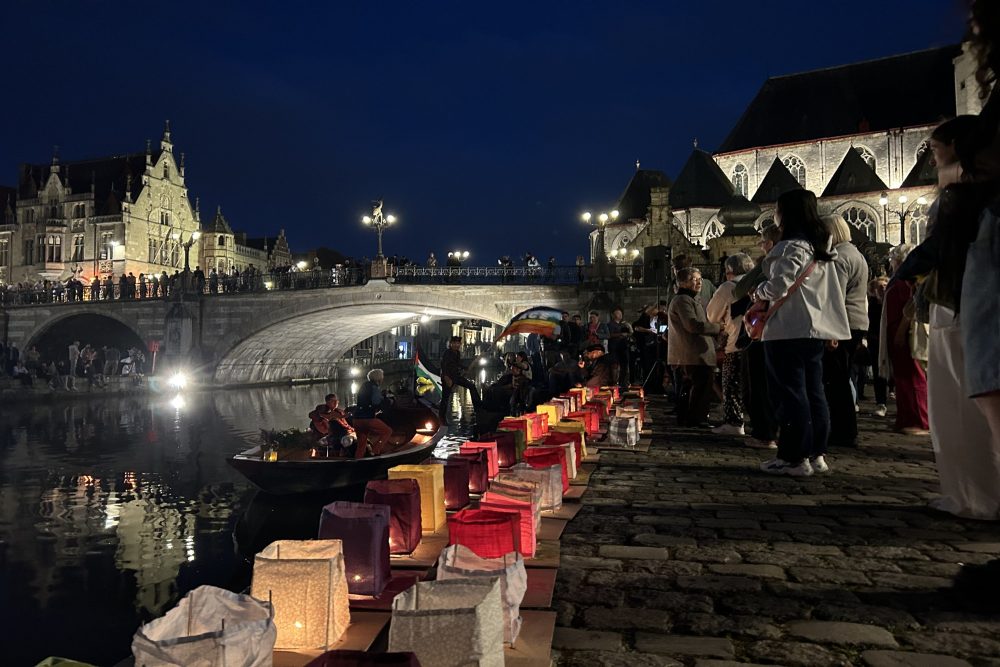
[0,381,476,666]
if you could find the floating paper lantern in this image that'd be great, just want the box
[523,445,569,492]
[364,480,422,555]
[608,415,639,447]
[388,578,504,667]
[304,650,422,666]
[451,451,489,494]
[436,544,528,645]
[447,508,520,559]
[389,464,446,533]
[502,463,561,512]
[435,456,471,510]
[459,441,499,478]
[317,503,391,597]
[132,585,276,666]
[482,431,518,468]
[251,540,351,649]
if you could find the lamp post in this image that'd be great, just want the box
[447,250,470,267]
[879,192,927,245]
[361,199,397,259]
[581,209,619,287]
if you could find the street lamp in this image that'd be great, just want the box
[581,209,619,286]
[447,250,470,266]
[879,192,927,245]
[361,199,397,259]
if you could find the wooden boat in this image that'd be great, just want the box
[228,402,447,495]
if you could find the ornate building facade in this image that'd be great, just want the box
[0,123,291,286]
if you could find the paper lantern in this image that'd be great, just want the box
[502,463,561,512]
[608,415,639,447]
[447,508,520,558]
[584,399,609,419]
[459,441,499,478]
[364,479,422,554]
[436,456,471,510]
[389,464,446,533]
[451,451,489,494]
[616,406,644,431]
[489,477,542,516]
[482,431,518,468]
[251,540,351,649]
[567,409,599,435]
[479,492,535,557]
[304,650,422,666]
[523,445,568,492]
[545,431,585,467]
[535,403,558,426]
[621,399,646,425]
[568,387,589,406]
[521,412,544,440]
[550,397,572,417]
[437,544,527,645]
[498,417,530,443]
[317,503,392,596]
[388,578,504,667]
[533,439,577,481]
[497,427,527,460]
[132,585,276,666]
[600,386,620,401]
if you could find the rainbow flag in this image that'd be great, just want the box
[497,306,563,339]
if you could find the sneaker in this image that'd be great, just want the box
[810,455,830,473]
[855,404,860,413]
[746,437,778,449]
[760,458,814,477]
[874,404,887,417]
[712,423,746,436]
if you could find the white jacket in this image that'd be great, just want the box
[706,276,746,354]
[754,239,851,342]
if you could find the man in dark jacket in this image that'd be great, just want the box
[440,336,482,425]
[354,369,394,458]
[580,344,615,388]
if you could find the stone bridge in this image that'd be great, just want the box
[1,281,585,385]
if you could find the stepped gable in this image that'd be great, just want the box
[751,157,803,204]
[719,45,960,153]
[614,169,672,222]
[901,147,937,188]
[822,147,889,197]
[669,149,736,210]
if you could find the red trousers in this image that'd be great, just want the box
[889,343,928,430]
[353,418,394,458]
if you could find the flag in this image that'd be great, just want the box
[497,306,563,340]
[414,350,442,403]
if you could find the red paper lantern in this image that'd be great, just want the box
[460,441,499,478]
[567,410,599,435]
[545,431,583,466]
[304,650,422,666]
[450,451,489,494]
[584,399,609,419]
[435,456,471,510]
[479,492,537,557]
[525,412,547,438]
[447,508,521,559]
[318,501,391,596]
[481,431,518,468]
[497,418,530,443]
[523,446,568,492]
[364,479,422,555]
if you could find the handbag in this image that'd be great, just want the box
[743,262,817,340]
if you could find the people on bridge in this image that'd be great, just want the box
[353,369,394,458]
[439,335,482,426]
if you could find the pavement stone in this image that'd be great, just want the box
[552,396,1000,665]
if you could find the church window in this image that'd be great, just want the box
[23,209,34,224]
[908,202,930,244]
[841,206,877,242]
[148,238,157,263]
[72,235,84,262]
[854,146,876,171]
[218,235,226,247]
[160,211,171,226]
[731,163,748,197]
[782,155,807,187]
[100,231,114,260]
[46,235,62,262]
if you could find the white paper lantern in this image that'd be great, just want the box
[251,539,351,650]
[389,578,504,667]
[132,585,276,667]
[436,544,527,646]
[502,463,562,512]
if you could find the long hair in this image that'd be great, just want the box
[775,190,834,261]
[970,0,1000,100]
[931,115,980,145]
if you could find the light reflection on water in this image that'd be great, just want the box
[0,380,368,666]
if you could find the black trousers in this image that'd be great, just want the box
[675,365,714,426]
[823,330,864,447]
[744,343,778,441]
[439,375,482,422]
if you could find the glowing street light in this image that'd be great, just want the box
[581,209,620,285]
[879,191,930,245]
[361,199,397,259]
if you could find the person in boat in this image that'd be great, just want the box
[309,393,358,455]
[354,369,395,458]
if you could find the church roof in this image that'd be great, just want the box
[614,169,672,222]
[17,153,155,215]
[206,206,234,234]
[901,147,937,188]
[719,45,961,153]
[719,195,762,236]
[751,157,803,203]
[822,148,889,197]
[669,149,736,209]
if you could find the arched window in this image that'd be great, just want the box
[841,206,877,242]
[731,163,748,197]
[702,218,724,246]
[916,141,929,162]
[73,203,86,218]
[854,146,877,171]
[908,202,930,244]
[782,155,807,187]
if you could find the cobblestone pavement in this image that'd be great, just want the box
[552,397,1000,667]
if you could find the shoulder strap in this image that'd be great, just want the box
[766,261,817,315]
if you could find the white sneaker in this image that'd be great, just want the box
[760,458,814,477]
[855,404,860,413]
[874,404,887,417]
[810,455,830,473]
[712,423,745,436]
[746,437,778,449]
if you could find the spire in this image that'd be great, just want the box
[692,137,699,149]
[51,145,59,165]
[194,196,200,221]
[126,172,133,200]
[163,119,171,142]
[146,139,152,165]
[635,159,641,171]
[179,152,185,177]
[161,120,173,152]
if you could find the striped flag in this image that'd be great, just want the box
[414,351,442,403]
[497,306,563,340]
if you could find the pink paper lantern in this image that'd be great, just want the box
[460,441,499,478]
[435,456,471,510]
[523,446,569,492]
[364,479,422,555]
[545,431,583,467]
[447,508,521,559]
[567,409,599,435]
[318,501,391,596]
[479,492,537,557]
[482,431,518,468]
[450,451,489,494]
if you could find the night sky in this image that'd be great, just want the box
[0,1,966,264]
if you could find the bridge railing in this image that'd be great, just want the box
[391,265,588,285]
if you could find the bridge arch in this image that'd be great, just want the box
[25,312,146,367]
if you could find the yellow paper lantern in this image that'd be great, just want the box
[250,540,351,650]
[389,464,447,533]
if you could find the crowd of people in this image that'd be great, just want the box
[1,339,146,390]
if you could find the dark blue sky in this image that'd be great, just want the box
[0,1,966,264]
